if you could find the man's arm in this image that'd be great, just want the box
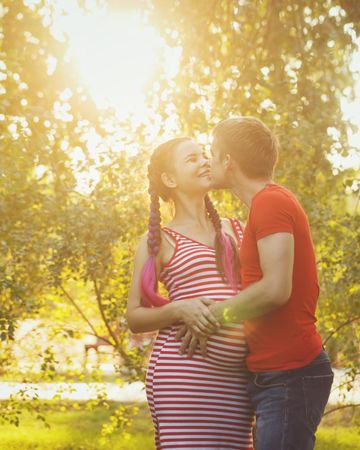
[177,232,294,356]
[212,231,294,322]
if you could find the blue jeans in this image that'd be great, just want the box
[247,350,333,450]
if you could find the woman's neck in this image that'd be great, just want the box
[169,195,211,230]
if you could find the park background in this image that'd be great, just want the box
[1,0,360,449]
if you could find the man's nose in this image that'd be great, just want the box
[201,156,210,167]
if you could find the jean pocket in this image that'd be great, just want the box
[253,372,287,388]
[302,373,334,430]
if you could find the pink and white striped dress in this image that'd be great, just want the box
[145,219,254,450]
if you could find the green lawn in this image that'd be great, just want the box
[316,427,360,450]
[0,403,154,450]
[0,403,359,450]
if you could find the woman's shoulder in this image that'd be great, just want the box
[134,232,173,273]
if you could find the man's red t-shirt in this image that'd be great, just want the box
[241,184,323,372]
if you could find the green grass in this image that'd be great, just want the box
[315,427,360,450]
[315,408,360,450]
[0,403,154,450]
[0,403,359,450]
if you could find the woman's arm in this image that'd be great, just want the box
[126,235,180,333]
[126,235,219,334]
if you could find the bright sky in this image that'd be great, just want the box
[336,43,360,171]
[41,0,182,191]
[49,0,180,122]
[29,0,360,176]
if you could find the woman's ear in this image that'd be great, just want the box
[161,172,177,189]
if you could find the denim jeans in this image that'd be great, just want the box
[247,350,333,450]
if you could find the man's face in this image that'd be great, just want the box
[209,137,232,189]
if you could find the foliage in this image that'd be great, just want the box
[0,0,359,436]
[100,404,139,446]
[0,0,150,379]
[0,0,149,431]
[0,389,49,428]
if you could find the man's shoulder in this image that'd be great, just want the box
[253,184,298,207]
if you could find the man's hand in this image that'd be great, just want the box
[208,301,227,323]
[178,328,209,358]
[175,324,188,341]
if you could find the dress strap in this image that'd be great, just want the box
[161,227,179,247]
[229,218,244,247]
[161,227,215,250]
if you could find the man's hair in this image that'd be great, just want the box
[213,117,279,179]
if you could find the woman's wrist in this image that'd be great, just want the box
[166,301,183,322]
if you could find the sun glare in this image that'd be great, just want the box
[56,4,173,119]
[50,1,359,180]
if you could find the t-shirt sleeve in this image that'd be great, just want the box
[250,190,296,241]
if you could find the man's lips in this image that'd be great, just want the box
[199,171,211,177]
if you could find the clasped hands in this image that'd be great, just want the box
[175,297,221,358]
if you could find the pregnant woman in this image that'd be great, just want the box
[126,137,254,449]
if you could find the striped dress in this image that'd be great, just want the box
[145,219,254,450]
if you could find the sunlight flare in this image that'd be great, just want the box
[65,9,162,116]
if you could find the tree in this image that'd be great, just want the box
[1,0,151,377]
[1,0,150,430]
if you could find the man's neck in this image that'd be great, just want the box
[231,175,272,208]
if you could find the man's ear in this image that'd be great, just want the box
[223,153,233,171]
[161,172,177,189]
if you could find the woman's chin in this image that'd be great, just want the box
[196,176,212,188]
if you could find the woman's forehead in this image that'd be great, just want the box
[175,140,201,157]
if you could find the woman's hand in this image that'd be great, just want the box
[175,297,220,335]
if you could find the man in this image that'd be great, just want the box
[178,117,333,450]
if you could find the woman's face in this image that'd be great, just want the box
[162,140,211,195]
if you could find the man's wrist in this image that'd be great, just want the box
[210,302,225,323]
[211,301,237,323]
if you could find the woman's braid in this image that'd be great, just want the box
[204,194,224,273]
[205,194,240,288]
[147,168,162,257]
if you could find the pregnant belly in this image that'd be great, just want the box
[151,323,248,370]
[205,323,248,368]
